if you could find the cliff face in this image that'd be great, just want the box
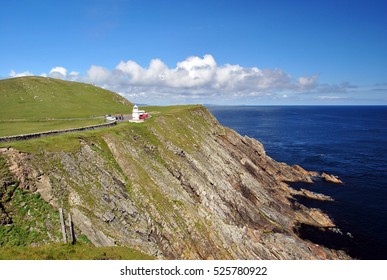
[0,106,349,259]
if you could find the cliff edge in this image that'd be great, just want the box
[0,105,349,259]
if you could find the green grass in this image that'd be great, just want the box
[0,76,133,137]
[2,152,62,247]
[0,154,14,188]
[0,133,82,153]
[0,188,62,246]
[0,105,206,153]
[0,76,132,121]
[144,104,201,117]
[0,243,154,260]
[0,119,105,137]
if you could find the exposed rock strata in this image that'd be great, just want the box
[292,188,334,201]
[0,106,349,259]
[321,173,344,184]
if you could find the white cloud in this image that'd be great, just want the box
[170,54,217,87]
[49,66,67,79]
[318,95,347,100]
[116,58,169,85]
[69,71,80,81]
[9,70,33,77]
[96,55,299,99]
[297,75,319,90]
[6,54,360,104]
[87,65,111,83]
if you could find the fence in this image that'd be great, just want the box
[0,121,117,143]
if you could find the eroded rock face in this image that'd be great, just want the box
[0,107,350,259]
[322,173,344,184]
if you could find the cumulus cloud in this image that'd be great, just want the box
[111,55,296,95]
[48,66,67,79]
[87,65,111,83]
[84,54,303,101]
[6,54,358,104]
[297,75,319,90]
[68,71,80,81]
[9,70,33,77]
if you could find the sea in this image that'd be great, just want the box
[207,106,387,260]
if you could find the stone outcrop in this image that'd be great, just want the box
[322,173,344,184]
[0,106,350,259]
[293,188,334,201]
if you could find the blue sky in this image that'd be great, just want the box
[1,0,386,105]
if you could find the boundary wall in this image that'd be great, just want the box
[0,121,117,143]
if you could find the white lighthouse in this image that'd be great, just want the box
[130,105,148,122]
[132,105,140,120]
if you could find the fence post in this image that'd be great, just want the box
[59,208,67,243]
[68,212,75,244]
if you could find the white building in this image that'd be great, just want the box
[132,105,146,120]
[130,105,149,123]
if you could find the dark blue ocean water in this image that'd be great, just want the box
[208,106,387,260]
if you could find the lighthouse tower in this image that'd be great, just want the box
[132,105,140,120]
[131,105,147,122]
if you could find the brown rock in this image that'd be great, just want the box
[299,188,334,201]
[322,172,343,184]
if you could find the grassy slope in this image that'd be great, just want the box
[0,105,204,153]
[0,243,154,260]
[0,76,133,136]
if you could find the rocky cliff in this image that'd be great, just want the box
[0,105,349,259]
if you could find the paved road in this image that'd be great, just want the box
[115,114,133,122]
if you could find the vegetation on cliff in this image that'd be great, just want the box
[0,77,349,259]
[0,243,153,260]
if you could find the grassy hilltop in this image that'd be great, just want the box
[0,76,133,137]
